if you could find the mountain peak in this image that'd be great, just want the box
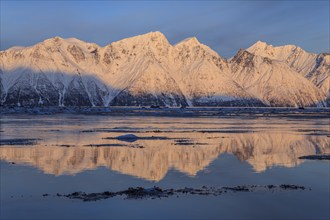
[252,40,269,49]
[41,36,79,47]
[175,37,201,47]
[1,33,327,108]
[183,37,200,44]
[65,37,85,44]
[144,31,166,37]
[247,41,309,61]
[132,31,168,42]
[110,31,170,49]
[50,36,63,40]
[248,41,302,54]
[44,36,64,43]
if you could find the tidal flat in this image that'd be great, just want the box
[0,109,329,219]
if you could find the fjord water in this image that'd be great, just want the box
[0,114,329,219]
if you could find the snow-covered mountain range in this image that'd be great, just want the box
[0,32,328,107]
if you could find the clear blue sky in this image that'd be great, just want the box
[1,0,329,58]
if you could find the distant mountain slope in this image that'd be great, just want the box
[0,32,328,107]
[247,41,318,75]
[230,50,325,107]
[171,37,263,106]
[247,41,329,106]
[110,58,188,107]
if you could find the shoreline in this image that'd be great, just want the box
[1,106,329,118]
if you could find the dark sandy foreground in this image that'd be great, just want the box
[40,185,309,202]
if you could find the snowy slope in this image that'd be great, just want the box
[110,58,187,107]
[0,37,111,106]
[170,37,263,106]
[247,41,329,105]
[247,41,318,75]
[0,32,328,107]
[306,53,330,89]
[230,50,325,107]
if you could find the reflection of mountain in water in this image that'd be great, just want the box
[224,134,329,172]
[0,133,329,181]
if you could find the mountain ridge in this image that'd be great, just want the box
[0,32,328,107]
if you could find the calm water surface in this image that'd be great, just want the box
[0,114,329,219]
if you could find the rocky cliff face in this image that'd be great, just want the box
[0,32,328,107]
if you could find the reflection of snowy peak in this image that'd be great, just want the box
[0,132,328,179]
[0,33,328,107]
